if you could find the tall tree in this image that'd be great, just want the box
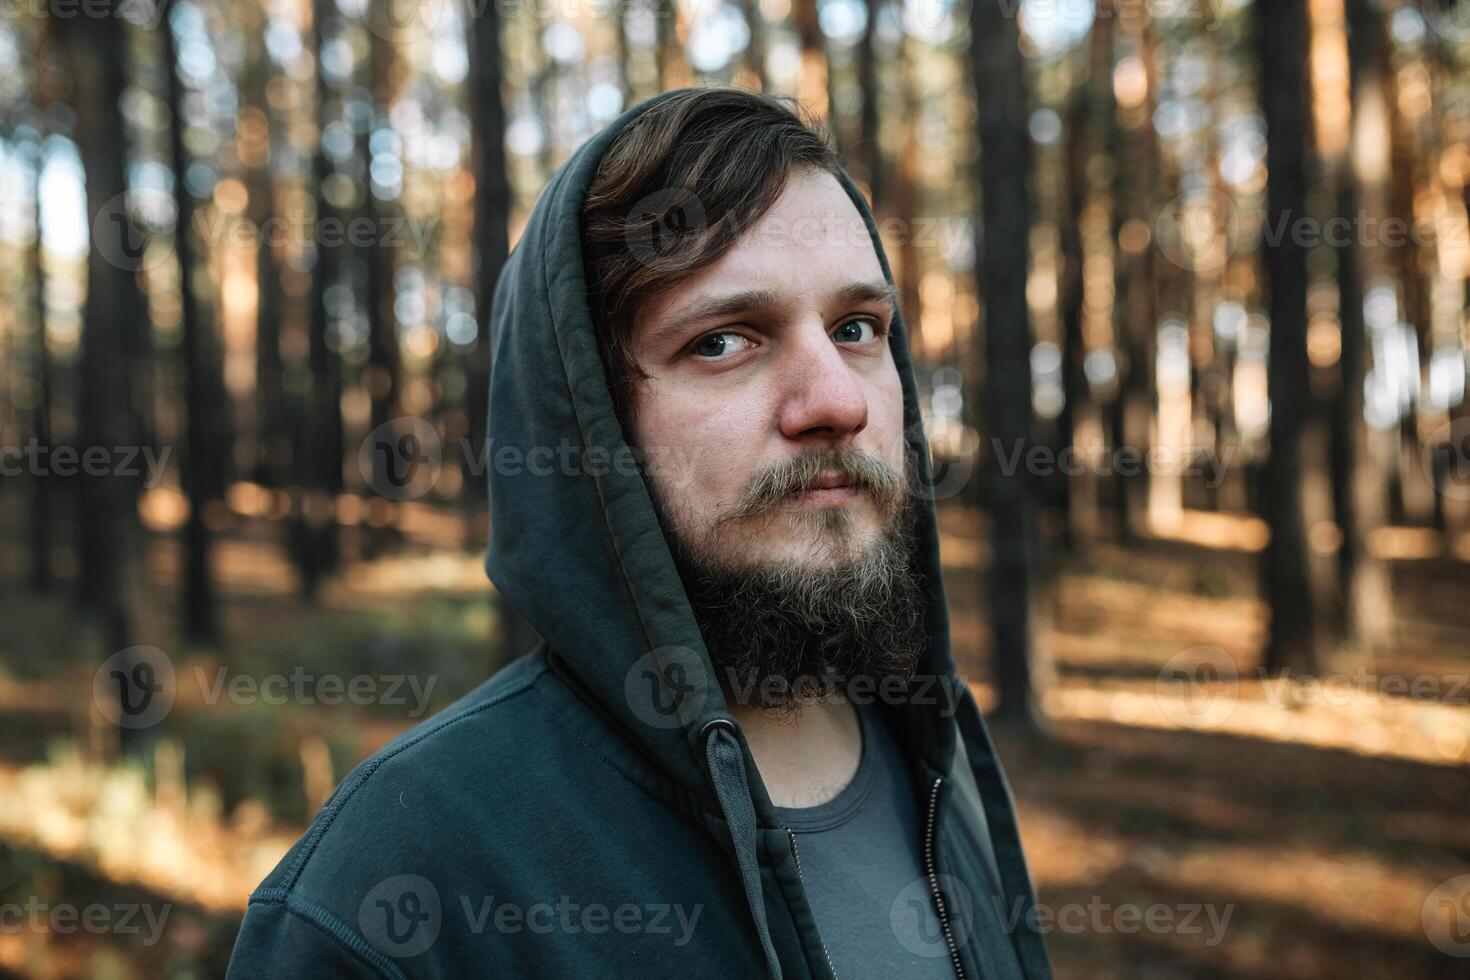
[362,2,403,557]
[467,0,510,510]
[297,0,347,596]
[1258,0,1319,674]
[1330,0,1392,646]
[791,0,829,122]
[245,17,289,489]
[892,43,921,361]
[1109,15,1158,540]
[467,0,538,662]
[972,0,1041,732]
[1055,10,1113,551]
[59,2,149,751]
[856,0,882,204]
[25,38,55,593]
[655,0,689,91]
[737,0,767,92]
[165,0,223,640]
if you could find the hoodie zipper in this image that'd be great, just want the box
[787,829,839,979]
[925,777,966,980]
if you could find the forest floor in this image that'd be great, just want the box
[0,494,1467,979]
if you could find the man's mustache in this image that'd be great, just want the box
[714,446,907,527]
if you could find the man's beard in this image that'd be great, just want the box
[653,445,928,714]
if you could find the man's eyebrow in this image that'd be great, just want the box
[660,288,784,337]
[837,279,899,311]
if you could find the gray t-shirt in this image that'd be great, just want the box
[774,702,1025,979]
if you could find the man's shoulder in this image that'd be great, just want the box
[228,649,711,976]
[247,649,658,898]
[249,653,542,875]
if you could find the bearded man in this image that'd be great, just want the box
[226,86,1050,980]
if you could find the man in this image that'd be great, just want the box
[226,87,1050,979]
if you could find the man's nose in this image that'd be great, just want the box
[775,325,870,442]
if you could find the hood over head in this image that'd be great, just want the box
[483,81,970,794]
[485,87,963,791]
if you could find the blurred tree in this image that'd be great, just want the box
[244,19,289,490]
[25,32,55,593]
[855,0,881,204]
[1331,0,1391,646]
[467,0,534,664]
[737,0,767,91]
[297,0,347,596]
[1384,16,1427,526]
[973,0,1041,734]
[892,44,920,363]
[1055,7,1114,551]
[56,3,153,757]
[59,5,143,646]
[656,0,688,90]
[1109,14,1158,540]
[532,22,557,178]
[615,0,632,97]
[165,0,225,640]
[1258,0,1319,674]
[467,0,511,512]
[362,2,403,558]
[28,145,54,594]
[792,0,829,122]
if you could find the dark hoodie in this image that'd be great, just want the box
[225,88,1052,980]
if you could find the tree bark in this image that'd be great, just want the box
[973,0,1041,733]
[1258,0,1319,674]
[856,0,882,205]
[59,2,147,751]
[1329,0,1392,647]
[297,0,346,596]
[28,123,54,592]
[165,0,221,640]
[245,22,288,490]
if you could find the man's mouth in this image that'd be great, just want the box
[791,471,861,505]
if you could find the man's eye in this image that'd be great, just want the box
[833,317,883,344]
[691,331,752,359]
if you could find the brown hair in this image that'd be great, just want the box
[580,87,841,421]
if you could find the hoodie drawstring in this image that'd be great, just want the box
[702,720,784,980]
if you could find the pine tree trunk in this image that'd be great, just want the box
[973,0,1040,734]
[29,126,54,592]
[165,0,220,640]
[1258,0,1319,674]
[298,0,346,596]
[61,2,147,751]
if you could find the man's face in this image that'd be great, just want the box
[627,168,909,573]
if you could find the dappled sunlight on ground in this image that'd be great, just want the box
[0,746,295,914]
[1,503,1467,977]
